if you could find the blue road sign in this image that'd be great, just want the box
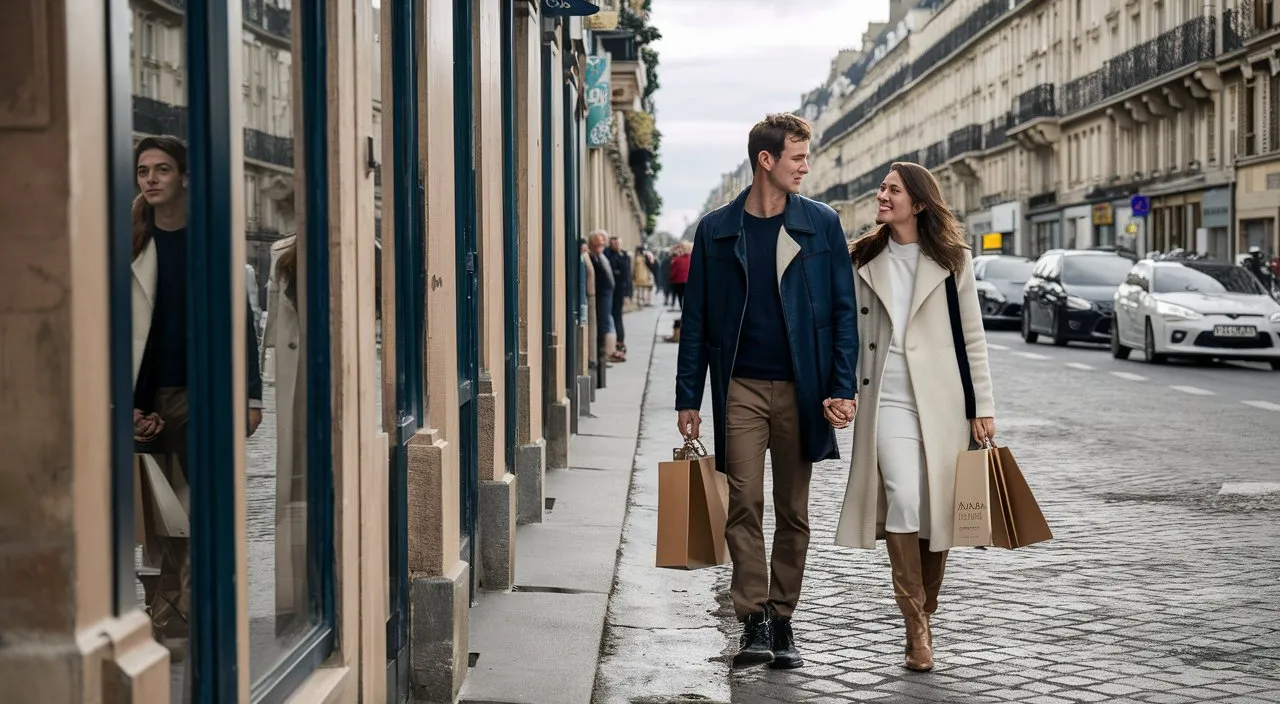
[1131,195,1150,217]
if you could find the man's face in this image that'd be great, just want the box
[762,137,810,195]
[609,238,621,251]
[136,148,185,207]
[589,235,606,254]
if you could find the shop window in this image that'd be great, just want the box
[109,1,334,702]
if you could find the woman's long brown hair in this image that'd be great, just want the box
[849,162,969,273]
[132,136,188,260]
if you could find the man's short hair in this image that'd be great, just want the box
[747,113,812,171]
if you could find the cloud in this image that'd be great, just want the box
[650,0,882,228]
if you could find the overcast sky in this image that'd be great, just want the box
[649,1,882,237]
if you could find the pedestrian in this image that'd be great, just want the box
[659,250,673,307]
[130,136,264,649]
[668,241,690,309]
[588,231,623,363]
[606,235,632,355]
[674,112,859,669]
[832,161,997,673]
[632,246,655,306]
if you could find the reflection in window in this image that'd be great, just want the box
[1152,264,1268,295]
[246,0,311,682]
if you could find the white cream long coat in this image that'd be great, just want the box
[834,249,995,552]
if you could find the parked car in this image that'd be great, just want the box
[1111,259,1280,369]
[973,254,1035,327]
[1021,250,1134,346]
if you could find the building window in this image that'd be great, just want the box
[1269,71,1279,153]
[1246,82,1258,156]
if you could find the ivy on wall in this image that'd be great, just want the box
[620,0,662,234]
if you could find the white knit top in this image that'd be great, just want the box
[880,239,921,414]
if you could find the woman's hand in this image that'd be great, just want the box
[133,409,165,443]
[823,397,856,429]
[970,417,996,446]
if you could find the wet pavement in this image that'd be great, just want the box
[597,318,1280,703]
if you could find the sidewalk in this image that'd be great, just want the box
[458,304,664,704]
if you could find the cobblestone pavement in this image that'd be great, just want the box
[682,331,1280,703]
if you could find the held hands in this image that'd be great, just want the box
[133,408,165,443]
[970,417,996,446]
[677,409,702,439]
[823,397,857,429]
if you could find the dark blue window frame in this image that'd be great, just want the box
[501,0,520,473]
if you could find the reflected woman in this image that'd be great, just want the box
[831,162,997,672]
[131,135,265,642]
[262,235,308,633]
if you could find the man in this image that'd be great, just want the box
[605,236,633,354]
[674,113,858,669]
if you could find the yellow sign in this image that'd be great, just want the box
[1092,203,1114,226]
[1125,222,1138,234]
[982,232,1003,250]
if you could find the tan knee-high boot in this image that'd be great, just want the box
[919,538,949,648]
[885,533,933,671]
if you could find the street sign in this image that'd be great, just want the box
[542,0,600,16]
[1131,194,1150,217]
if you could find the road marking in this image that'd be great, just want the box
[987,343,1009,351]
[1110,371,1147,382]
[1065,362,1095,371]
[1169,385,1215,396]
[1242,400,1280,412]
[1014,352,1051,360]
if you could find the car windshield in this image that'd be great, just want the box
[1152,264,1267,295]
[981,259,1035,281]
[1060,255,1133,286]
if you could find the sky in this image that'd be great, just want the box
[649,1,882,237]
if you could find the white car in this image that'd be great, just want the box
[1111,259,1280,369]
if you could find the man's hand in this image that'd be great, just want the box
[247,408,264,437]
[133,409,164,442]
[677,409,702,439]
[822,397,857,429]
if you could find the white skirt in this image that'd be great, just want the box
[876,352,930,537]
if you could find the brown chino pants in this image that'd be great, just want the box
[725,378,813,621]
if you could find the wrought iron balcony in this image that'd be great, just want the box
[922,141,947,169]
[982,113,1012,150]
[597,30,640,62]
[1223,2,1274,53]
[911,0,1016,79]
[1029,191,1057,209]
[948,124,983,158]
[1060,16,1216,116]
[134,95,188,137]
[244,127,294,168]
[243,0,291,42]
[1013,84,1056,125]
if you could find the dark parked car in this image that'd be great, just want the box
[973,255,1035,327]
[1021,250,1134,346]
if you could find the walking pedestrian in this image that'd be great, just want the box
[674,113,859,669]
[588,231,624,363]
[668,241,690,309]
[606,235,632,354]
[632,246,655,306]
[659,249,674,307]
[832,161,997,673]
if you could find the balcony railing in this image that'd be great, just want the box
[134,95,188,137]
[923,141,948,169]
[244,0,291,42]
[948,124,983,158]
[1223,2,1275,52]
[1061,16,1216,116]
[598,31,640,62]
[1029,191,1057,209]
[983,113,1012,150]
[1013,83,1056,125]
[244,127,294,168]
[910,0,1020,79]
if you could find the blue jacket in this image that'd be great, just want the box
[675,189,859,472]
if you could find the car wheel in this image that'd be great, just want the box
[1143,319,1167,365]
[1021,308,1038,344]
[1110,326,1130,360]
[1051,311,1069,347]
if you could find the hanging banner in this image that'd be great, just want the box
[585,55,612,148]
[542,0,600,17]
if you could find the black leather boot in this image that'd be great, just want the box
[769,614,804,669]
[733,611,774,667]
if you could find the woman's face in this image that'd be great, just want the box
[875,169,918,226]
[136,148,186,207]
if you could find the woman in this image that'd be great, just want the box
[261,235,309,634]
[632,247,655,306]
[831,162,996,672]
[668,242,691,309]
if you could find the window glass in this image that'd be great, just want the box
[1152,264,1267,295]
[243,0,314,683]
[1060,255,1133,286]
[982,258,1035,281]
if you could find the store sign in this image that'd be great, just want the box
[982,232,1003,251]
[585,55,612,148]
[542,0,600,16]
[1092,203,1114,226]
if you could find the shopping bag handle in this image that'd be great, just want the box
[674,437,709,460]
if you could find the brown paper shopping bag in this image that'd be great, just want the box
[656,439,729,570]
[953,444,1052,549]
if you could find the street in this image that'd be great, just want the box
[596,313,1280,704]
